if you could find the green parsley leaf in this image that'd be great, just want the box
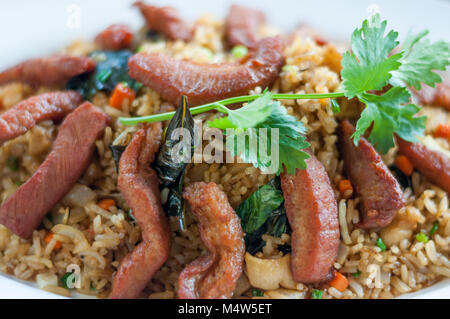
[209,94,310,175]
[311,289,323,299]
[208,92,273,129]
[353,87,426,153]
[341,14,402,98]
[352,270,361,278]
[391,30,450,90]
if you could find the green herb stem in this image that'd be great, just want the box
[119,92,345,125]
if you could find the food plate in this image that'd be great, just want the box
[0,0,449,299]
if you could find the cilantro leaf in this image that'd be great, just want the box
[391,31,450,90]
[353,87,427,153]
[208,92,273,129]
[217,101,310,175]
[341,14,402,98]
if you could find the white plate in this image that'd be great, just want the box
[0,0,449,299]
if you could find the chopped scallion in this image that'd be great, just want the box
[416,232,429,243]
[331,99,341,113]
[376,238,386,252]
[311,289,323,299]
[251,288,264,297]
[96,69,112,82]
[231,45,248,58]
[6,156,19,171]
[429,221,439,236]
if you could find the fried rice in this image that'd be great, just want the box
[0,12,449,299]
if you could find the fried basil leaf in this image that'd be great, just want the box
[154,96,195,186]
[154,96,195,231]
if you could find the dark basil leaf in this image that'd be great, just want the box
[245,226,268,255]
[166,173,186,231]
[236,183,283,234]
[154,96,195,231]
[278,243,292,254]
[389,165,412,189]
[154,96,195,186]
[109,145,126,173]
[267,209,289,238]
[267,175,281,189]
[146,30,164,42]
[66,50,141,100]
[236,178,291,254]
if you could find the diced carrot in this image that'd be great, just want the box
[109,83,136,110]
[44,232,62,250]
[338,179,353,196]
[395,155,414,176]
[98,198,116,211]
[434,124,450,139]
[329,271,349,292]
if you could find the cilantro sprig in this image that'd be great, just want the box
[119,13,450,173]
[209,92,310,175]
[342,14,448,152]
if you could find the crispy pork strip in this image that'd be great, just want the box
[225,4,266,48]
[411,74,450,111]
[128,36,284,106]
[396,137,450,194]
[339,120,405,228]
[281,151,340,283]
[95,24,134,50]
[133,1,192,41]
[0,55,96,87]
[110,123,171,299]
[0,91,83,142]
[0,102,110,238]
[179,182,245,299]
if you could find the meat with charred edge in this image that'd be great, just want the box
[0,102,110,238]
[0,55,96,86]
[396,136,450,194]
[128,36,284,106]
[0,91,83,142]
[281,150,340,283]
[338,120,405,228]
